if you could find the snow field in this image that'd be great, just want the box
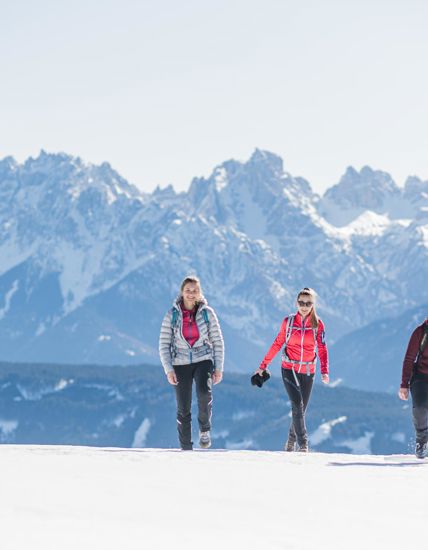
[1,445,426,550]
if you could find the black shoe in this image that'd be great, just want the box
[181,444,193,451]
[285,438,296,452]
[415,441,428,459]
[297,442,309,453]
[199,431,211,449]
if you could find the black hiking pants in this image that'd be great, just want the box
[410,374,428,443]
[282,368,314,447]
[173,360,214,450]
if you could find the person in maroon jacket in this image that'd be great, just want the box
[398,318,428,458]
[254,287,329,452]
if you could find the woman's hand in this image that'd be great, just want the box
[212,370,223,385]
[321,374,329,385]
[167,371,178,385]
[398,388,409,400]
[254,368,265,376]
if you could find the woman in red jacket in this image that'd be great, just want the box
[254,287,329,452]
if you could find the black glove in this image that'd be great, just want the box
[251,370,271,388]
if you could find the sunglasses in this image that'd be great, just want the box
[298,300,313,308]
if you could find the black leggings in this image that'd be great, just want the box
[173,360,214,450]
[410,375,428,443]
[282,368,314,446]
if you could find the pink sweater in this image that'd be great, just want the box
[180,303,200,347]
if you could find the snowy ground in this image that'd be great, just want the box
[1,445,427,550]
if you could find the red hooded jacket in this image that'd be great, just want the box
[260,312,329,375]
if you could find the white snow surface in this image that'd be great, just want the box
[1,445,427,550]
[0,419,18,436]
[337,210,393,237]
[0,279,19,320]
[310,416,347,445]
[131,418,151,447]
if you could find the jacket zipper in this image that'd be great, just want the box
[179,311,192,349]
[189,315,193,363]
[299,315,305,374]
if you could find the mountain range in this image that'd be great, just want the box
[0,149,427,390]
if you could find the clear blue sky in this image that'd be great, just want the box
[1,0,428,194]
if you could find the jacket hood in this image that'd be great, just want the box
[172,295,208,310]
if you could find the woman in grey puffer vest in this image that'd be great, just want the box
[159,275,224,450]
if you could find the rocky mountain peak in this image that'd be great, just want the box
[0,156,18,176]
[319,165,401,224]
[248,148,284,177]
[404,175,428,198]
[0,148,427,370]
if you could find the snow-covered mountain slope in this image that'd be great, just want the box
[317,165,428,225]
[318,165,403,225]
[1,444,425,550]
[0,149,427,368]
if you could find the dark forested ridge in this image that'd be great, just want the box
[0,361,413,454]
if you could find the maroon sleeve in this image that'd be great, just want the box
[317,319,329,375]
[259,318,287,370]
[401,326,422,388]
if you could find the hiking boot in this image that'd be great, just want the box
[297,442,309,453]
[285,438,296,452]
[199,431,211,449]
[415,441,428,459]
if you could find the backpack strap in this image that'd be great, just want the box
[282,315,294,363]
[284,315,294,347]
[202,308,209,327]
[416,323,428,366]
[420,323,428,353]
[171,306,209,338]
[280,318,301,388]
[313,324,319,355]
